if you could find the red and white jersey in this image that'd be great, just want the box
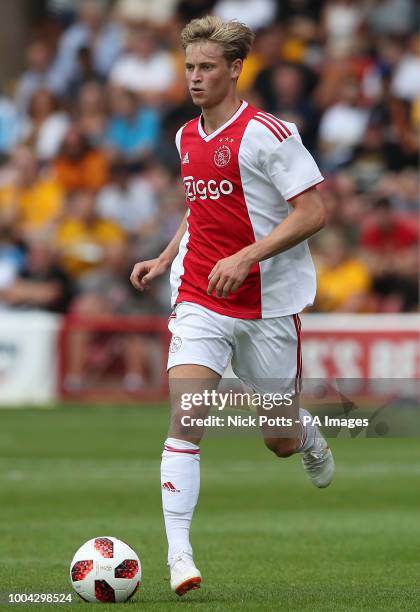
[170,100,324,319]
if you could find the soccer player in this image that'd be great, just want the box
[130,16,334,596]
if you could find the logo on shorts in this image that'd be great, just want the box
[213,144,231,168]
[169,335,182,353]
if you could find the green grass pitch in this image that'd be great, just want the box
[0,404,419,611]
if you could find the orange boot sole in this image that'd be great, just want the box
[175,576,202,596]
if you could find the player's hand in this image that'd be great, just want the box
[207,252,251,298]
[130,258,168,291]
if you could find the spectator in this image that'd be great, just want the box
[66,46,104,103]
[366,0,418,36]
[0,145,64,237]
[326,173,367,244]
[268,63,319,150]
[392,170,418,214]
[361,197,418,311]
[125,162,179,261]
[77,81,108,147]
[73,241,164,315]
[0,90,23,157]
[50,0,124,93]
[391,33,420,102]
[372,170,419,215]
[177,0,217,23]
[105,88,160,162]
[238,25,284,97]
[116,0,178,25]
[345,122,391,191]
[96,161,158,235]
[322,0,364,58]
[367,68,419,173]
[213,0,277,30]
[54,126,108,192]
[361,196,418,253]
[0,238,73,313]
[14,41,62,113]
[318,79,369,171]
[277,0,322,22]
[110,24,176,104]
[314,230,371,312]
[23,89,70,161]
[370,257,418,312]
[252,28,318,112]
[54,189,126,278]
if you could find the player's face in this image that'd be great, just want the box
[185,42,241,109]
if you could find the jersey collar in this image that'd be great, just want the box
[197,100,248,142]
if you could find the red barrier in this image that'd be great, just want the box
[58,315,171,402]
[301,314,420,379]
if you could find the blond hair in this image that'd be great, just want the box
[180,15,255,63]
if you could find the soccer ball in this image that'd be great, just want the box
[70,536,141,603]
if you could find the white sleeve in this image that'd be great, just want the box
[252,120,324,201]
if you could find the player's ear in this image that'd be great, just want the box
[230,59,243,80]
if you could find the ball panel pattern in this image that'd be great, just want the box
[114,559,139,579]
[95,580,115,602]
[94,537,114,558]
[71,560,93,582]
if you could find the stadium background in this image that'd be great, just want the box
[0,1,419,609]
[0,0,418,400]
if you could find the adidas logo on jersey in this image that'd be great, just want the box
[162,481,180,492]
[182,152,189,165]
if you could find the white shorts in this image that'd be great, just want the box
[167,301,302,395]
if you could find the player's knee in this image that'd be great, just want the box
[264,437,299,458]
[168,414,203,445]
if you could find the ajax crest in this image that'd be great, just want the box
[213,145,231,168]
[169,335,182,353]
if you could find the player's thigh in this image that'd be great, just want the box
[167,302,233,376]
[231,314,301,397]
[232,315,302,448]
[167,303,233,442]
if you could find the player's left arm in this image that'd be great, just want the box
[207,187,326,298]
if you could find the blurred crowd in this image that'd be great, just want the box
[0,0,419,319]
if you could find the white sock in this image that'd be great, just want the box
[161,437,200,564]
[297,407,317,453]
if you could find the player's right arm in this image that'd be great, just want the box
[130,212,188,291]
